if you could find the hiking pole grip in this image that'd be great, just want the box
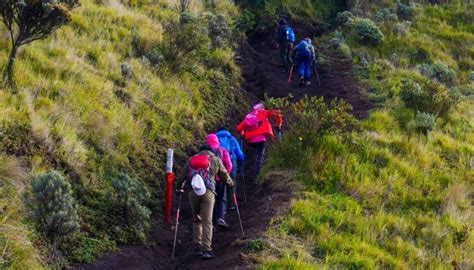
[171,193,182,262]
[288,65,294,84]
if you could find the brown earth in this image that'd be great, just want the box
[75,27,371,270]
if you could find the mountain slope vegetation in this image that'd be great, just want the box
[248,1,474,269]
[0,0,245,267]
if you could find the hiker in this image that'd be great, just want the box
[291,37,316,86]
[276,18,295,70]
[176,145,234,259]
[236,103,282,177]
[206,134,233,229]
[216,127,245,211]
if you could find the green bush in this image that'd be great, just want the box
[24,171,79,254]
[335,11,354,27]
[418,62,456,85]
[374,8,398,23]
[399,78,455,117]
[393,21,411,36]
[414,111,436,134]
[396,1,414,21]
[205,13,231,49]
[468,71,474,83]
[352,18,384,46]
[111,173,151,242]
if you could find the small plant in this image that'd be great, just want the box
[374,8,398,23]
[393,21,411,36]
[0,0,79,87]
[247,238,267,252]
[352,18,384,46]
[468,71,474,83]
[399,78,455,117]
[205,13,231,49]
[414,111,436,134]
[418,62,456,85]
[111,173,151,242]
[24,171,79,257]
[396,1,414,21]
[335,11,354,27]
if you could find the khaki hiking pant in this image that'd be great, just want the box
[189,190,216,251]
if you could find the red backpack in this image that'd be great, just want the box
[187,155,215,195]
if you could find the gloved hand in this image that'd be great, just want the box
[175,188,184,195]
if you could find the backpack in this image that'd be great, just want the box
[187,155,215,196]
[278,25,295,43]
[296,41,313,59]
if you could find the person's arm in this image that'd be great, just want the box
[215,157,234,187]
[221,148,233,174]
[236,119,247,136]
[268,110,283,128]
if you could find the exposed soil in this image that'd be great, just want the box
[76,27,371,270]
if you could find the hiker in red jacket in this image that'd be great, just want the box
[236,103,282,177]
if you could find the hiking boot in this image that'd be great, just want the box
[306,80,312,86]
[217,218,230,229]
[299,76,305,87]
[201,250,215,260]
[195,247,203,257]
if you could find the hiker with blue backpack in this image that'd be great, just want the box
[276,18,295,70]
[215,127,245,211]
[206,134,233,229]
[176,145,234,260]
[291,37,316,87]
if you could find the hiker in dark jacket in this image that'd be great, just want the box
[276,18,296,70]
[291,38,316,86]
[176,145,234,259]
[216,127,245,210]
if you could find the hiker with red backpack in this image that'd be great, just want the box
[205,134,233,229]
[176,145,234,259]
[236,103,282,177]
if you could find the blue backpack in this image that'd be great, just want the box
[278,25,295,43]
[296,41,313,59]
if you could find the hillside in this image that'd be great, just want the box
[249,1,474,269]
[0,0,473,269]
[0,0,246,268]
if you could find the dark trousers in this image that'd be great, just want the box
[279,41,293,70]
[249,141,265,177]
[213,181,226,221]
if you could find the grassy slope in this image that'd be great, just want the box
[0,0,243,267]
[252,3,473,269]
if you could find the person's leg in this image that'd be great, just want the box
[201,191,216,253]
[280,45,288,69]
[304,59,312,81]
[250,142,265,177]
[189,192,202,249]
[227,166,237,210]
[213,182,226,222]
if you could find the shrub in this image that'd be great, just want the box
[393,21,411,36]
[235,9,256,34]
[469,71,474,83]
[204,13,231,49]
[374,8,398,23]
[24,171,79,256]
[335,11,354,27]
[399,78,456,117]
[417,62,456,85]
[396,1,414,21]
[111,173,151,242]
[410,47,431,64]
[339,43,352,59]
[414,111,436,134]
[352,18,384,46]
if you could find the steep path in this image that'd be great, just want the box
[76,29,371,270]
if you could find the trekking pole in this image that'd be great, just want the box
[313,62,321,86]
[233,193,245,238]
[240,138,247,203]
[171,193,182,262]
[288,65,294,84]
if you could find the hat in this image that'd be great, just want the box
[253,103,265,110]
[206,134,220,150]
[279,18,287,25]
[304,38,312,44]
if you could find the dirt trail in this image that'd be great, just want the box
[76,29,370,270]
